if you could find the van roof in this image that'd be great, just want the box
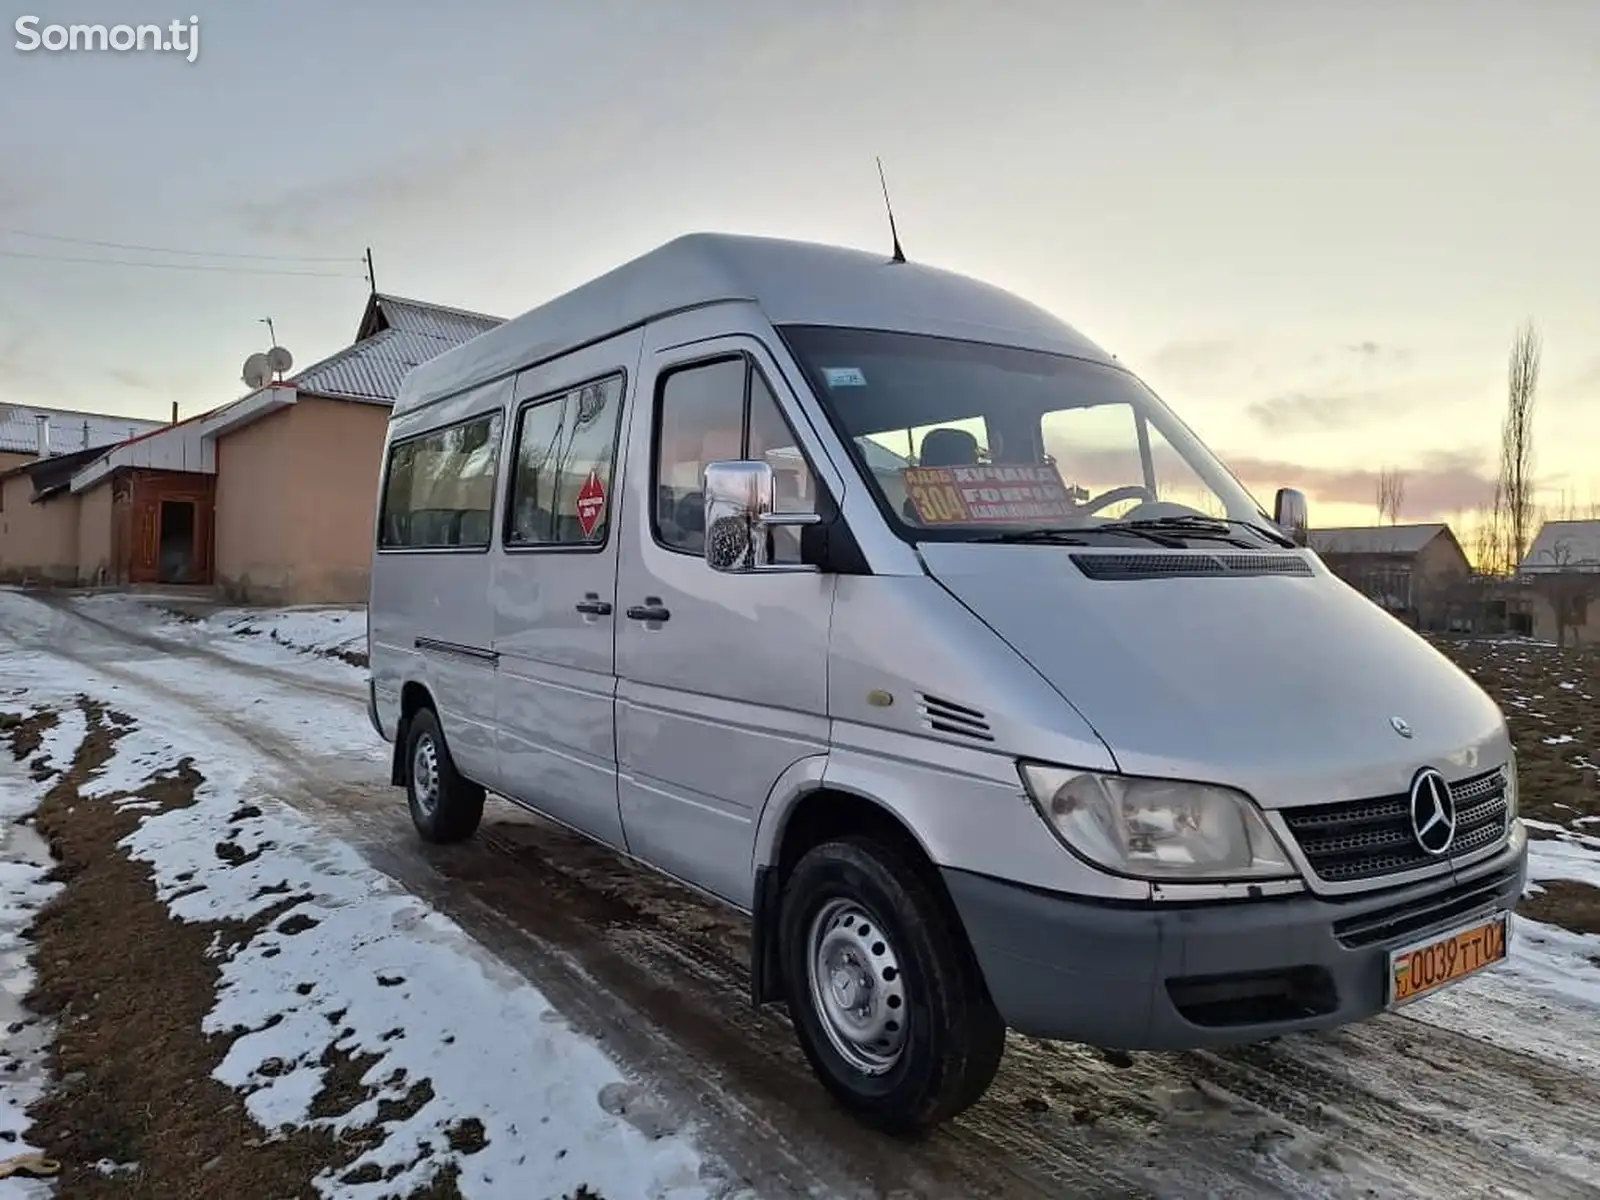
[391,232,1116,418]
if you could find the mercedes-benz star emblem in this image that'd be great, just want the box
[1390,716,1413,738]
[1409,768,1457,856]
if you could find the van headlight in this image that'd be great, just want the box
[1503,755,1519,823]
[1019,764,1297,880]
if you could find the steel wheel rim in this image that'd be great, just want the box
[412,733,440,816]
[806,897,908,1075]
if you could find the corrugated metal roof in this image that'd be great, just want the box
[293,297,504,404]
[1309,523,1447,556]
[291,328,464,403]
[1521,519,1600,571]
[372,294,502,343]
[0,403,164,455]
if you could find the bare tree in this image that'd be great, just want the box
[1375,467,1406,525]
[1471,484,1510,576]
[1498,321,1542,571]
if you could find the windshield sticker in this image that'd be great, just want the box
[902,464,1074,525]
[575,467,607,538]
[822,366,867,388]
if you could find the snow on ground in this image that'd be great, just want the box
[75,593,367,680]
[220,606,367,660]
[1526,831,1600,886]
[0,619,727,1198]
[0,712,82,1198]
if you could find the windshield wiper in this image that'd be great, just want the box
[1099,515,1290,549]
[961,517,1291,551]
[969,528,1093,546]
[971,525,1189,548]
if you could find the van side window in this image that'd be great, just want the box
[654,357,815,562]
[377,411,503,550]
[506,374,626,548]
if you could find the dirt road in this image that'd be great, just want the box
[5,591,1598,1200]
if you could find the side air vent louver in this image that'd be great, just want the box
[1069,553,1314,581]
[917,694,994,743]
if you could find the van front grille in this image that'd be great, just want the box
[917,694,993,743]
[1280,767,1508,884]
[1448,771,1514,858]
[1332,862,1520,949]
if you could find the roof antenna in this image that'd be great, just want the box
[875,156,906,264]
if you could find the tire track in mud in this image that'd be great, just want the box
[1233,1019,1600,1192]
[8,592,1599,1199]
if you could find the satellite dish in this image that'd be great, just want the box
[266,345,294,375]
[242,353,272,389]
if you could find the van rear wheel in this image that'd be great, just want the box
[779,837,1006,1133]
[404,707,484,843]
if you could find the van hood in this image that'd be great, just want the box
[918,543,1511,809]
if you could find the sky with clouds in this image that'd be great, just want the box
[2,0,1596,529]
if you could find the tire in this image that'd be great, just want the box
[403,707,485,843]
[779,837,1006,1133]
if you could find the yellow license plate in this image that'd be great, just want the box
[1387,913,1510,1006]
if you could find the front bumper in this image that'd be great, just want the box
[943,834,1528,1050]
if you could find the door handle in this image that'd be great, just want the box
[625,597,671,623]
[575,593,613,617]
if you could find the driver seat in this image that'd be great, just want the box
[919,427,980,467]
[906,427,982,523]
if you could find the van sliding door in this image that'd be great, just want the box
[490,329,643,849]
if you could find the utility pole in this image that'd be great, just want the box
[365,247,377,295]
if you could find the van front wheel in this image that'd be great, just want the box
[779,837,1006,1133]
[404,708,484,843]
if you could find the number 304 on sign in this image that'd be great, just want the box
[907,483,967,524]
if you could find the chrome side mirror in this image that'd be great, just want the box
[703,460,821,574]
[1274,487,1309,546]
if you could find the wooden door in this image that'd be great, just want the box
[130,492,160,584]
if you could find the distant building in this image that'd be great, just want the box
[1309,523,1475,631]
[1518,519,1600,646]
[0,406,168,585]
[0,293,502,600]
[0,403,165,473]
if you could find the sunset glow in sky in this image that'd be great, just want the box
[3,0,1595,532]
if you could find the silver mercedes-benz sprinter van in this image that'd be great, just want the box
[366,233,1527,1132]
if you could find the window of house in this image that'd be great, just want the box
[377,411,504,550]
[654,356,816,562]
[505,374,626,548]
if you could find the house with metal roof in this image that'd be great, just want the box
[0,292,501,596]
[0,445,121,584]
[0,403,165,472]
[0,404,169,585]
[1517,518,1600,646]
[1309,522,1474,630]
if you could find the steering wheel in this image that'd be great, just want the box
[1078,485,1155,516]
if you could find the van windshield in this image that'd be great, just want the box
[779,325,1278,546]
